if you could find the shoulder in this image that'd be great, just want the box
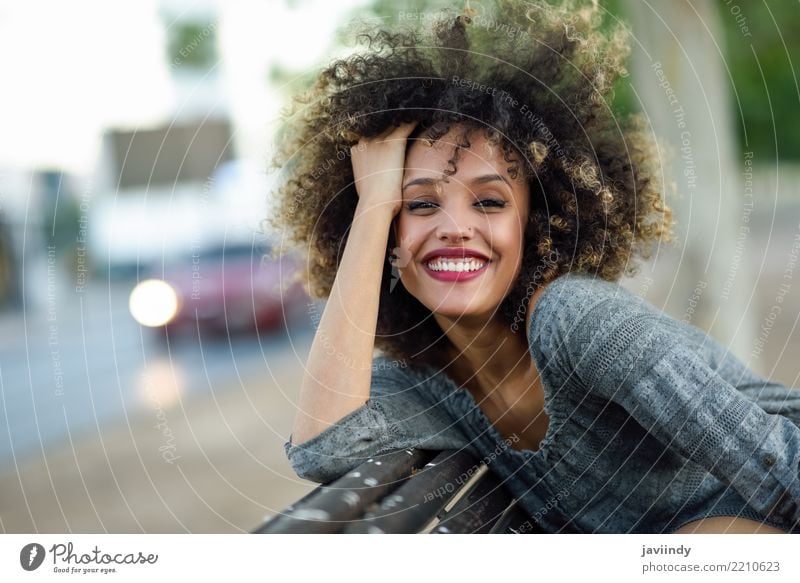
[527,272,730,391]
[526,271,657,347]
[525,271,683,384]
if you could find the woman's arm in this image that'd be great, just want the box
[285,356,471,483]
[542,274,800,526]
[289,122,416,446]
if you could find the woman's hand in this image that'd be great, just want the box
[350,121,418,217]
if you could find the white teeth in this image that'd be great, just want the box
[425,257,487,272]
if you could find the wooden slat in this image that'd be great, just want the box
[251,484,326,533]
[344,450,482,533]
[255,448,432,533]
[432,468,515,533]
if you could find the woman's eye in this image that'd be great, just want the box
[476,198,506,208]
[407,200,437,211]
[407,198,506,211]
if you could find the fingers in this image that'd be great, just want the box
[376,120,418,142]
[350,121,419,153]
[392,120,419,137]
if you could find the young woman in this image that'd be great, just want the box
[269,0,800,533]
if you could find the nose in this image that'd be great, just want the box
[435,208,474,242]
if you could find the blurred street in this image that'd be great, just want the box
[0,277,318,533]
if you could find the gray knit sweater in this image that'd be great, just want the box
[285,271,800,533]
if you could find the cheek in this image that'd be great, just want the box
[488,216,525,258]
[489,229,527,285]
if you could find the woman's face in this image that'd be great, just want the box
[394,127,531,321]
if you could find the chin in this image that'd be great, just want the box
[424,297,498,319]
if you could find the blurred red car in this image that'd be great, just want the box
[129,242,309,338]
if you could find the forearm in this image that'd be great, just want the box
[290,200,396,445]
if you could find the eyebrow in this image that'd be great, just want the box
[402,173,512,191]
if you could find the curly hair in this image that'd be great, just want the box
[267,0,676,368]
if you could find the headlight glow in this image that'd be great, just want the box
[129,279,180,327]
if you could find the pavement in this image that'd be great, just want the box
[0,339,316,533]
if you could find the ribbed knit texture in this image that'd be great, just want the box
[285,272,800,533]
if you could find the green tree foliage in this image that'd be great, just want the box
[716,0,800,160]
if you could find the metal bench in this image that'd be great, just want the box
[253,448,545,533]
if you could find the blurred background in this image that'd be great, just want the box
[0,0,799,532]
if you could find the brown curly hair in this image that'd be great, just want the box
[266,0,676,368]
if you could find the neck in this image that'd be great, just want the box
[435,311,532,396]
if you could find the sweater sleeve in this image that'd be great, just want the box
[548,275,800,526]
[284,356,469,483]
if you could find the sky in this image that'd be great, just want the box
[0,0,369,174]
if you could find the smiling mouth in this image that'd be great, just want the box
[422,257,491,281]
[424,257,488,272]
